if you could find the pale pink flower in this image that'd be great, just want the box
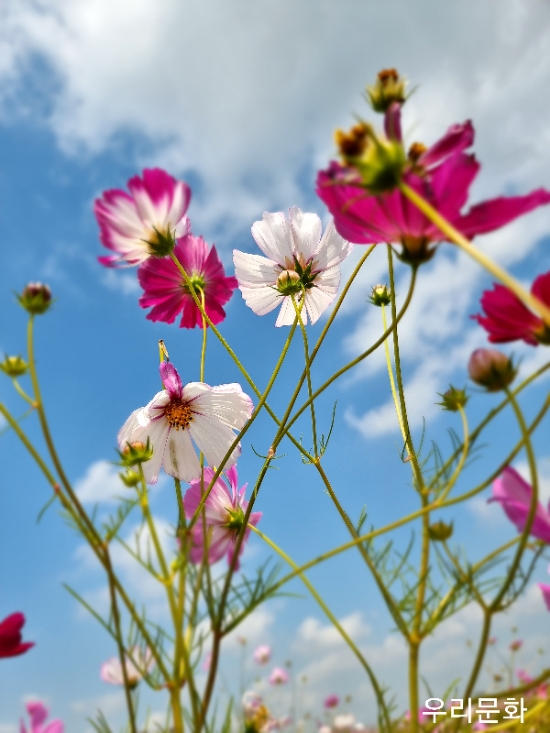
[95,168,191,267]
[201,652,212,671]
[118,362,253,484]
[183,466,261,568]
[253,644,272,665]
[490,467,550,543]
[138,234,238,329]
[100,646,154,687]
[269,666,289,685]
[233,207,353,327]
[324,694,340,709]
[20,702,63,733]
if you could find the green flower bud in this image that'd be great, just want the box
[224,505,245,531]
[17,283,52,315]
[118,439,154,467]
[428,521,454,542]
[147,226,177,258]
[369,284,392,306]
[366,68,407,113]
[119,469,141,488]
[0,355,29,378]
[468,349,516,392]
[436,385,468,412]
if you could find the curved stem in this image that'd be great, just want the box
[381,302,406,443]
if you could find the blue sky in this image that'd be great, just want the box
[2,1,550,731]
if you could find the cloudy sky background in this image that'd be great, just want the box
[2,0,550,730]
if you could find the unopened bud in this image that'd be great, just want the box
[118,439,154,466]
[275,269,301,295]
[369,284,391,307]
[428,521,453,542]
[366,68,407,113]
[436,385,468,412]
[0,355,29,378]
[119,469,140,488]
[335,123,370,158]
[17,283,52,315]
[468,349,516,392]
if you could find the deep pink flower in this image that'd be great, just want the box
[0,612,34,659]
[517,669,533,684]
[95,168,191,267]
[183,466,261,568]
[20,702,63,733]
[473,272,550,346]
[138,234,238,328]
[490,467,550,543]
[269,667,289,685]
[317,114,550,263]
[324,695,340,709]
[253,644,271,665]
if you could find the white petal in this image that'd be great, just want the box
[145,390,171,420]
[187,383,253,429]
[102,197,145,239]
[313,219,353,271]
[140,418,171,484]
[313,263,341,294]
[251,212,293,265]
[166,181,189,227]
[305,287,335,324]
[275,295,306,327]
[118,407,148,448]
[163,428,201,483]
[288,207,322,260]
[233,250,279,287]
[188,413,242,469]
[239,284,282,316]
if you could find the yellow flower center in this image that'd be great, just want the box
[164,400,194,430]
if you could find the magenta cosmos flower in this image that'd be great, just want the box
[317,113,550,263]
[119,363,253,484]
[233,207,353,326]
[20,702,63,733]
[0,612,34,658]
[253,644,271,664]
[473,271,550,346]
[183,466,261,568]
[269,666,289,685]
[94,168,191,267]
[490,467,550,543]
[324,694,340,709]
[100,646,154,687]
[138,234,238,328]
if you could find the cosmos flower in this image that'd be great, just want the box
[269,667,289,685]
[95,168,191,267]
[540,566,550,612]
[253,645,272,665]
[324,695,340,709]
[183,466,261,568]
[0,612,34,659]
[473,271,550,346]
[20,702,63,733]
[510,640,523,652]
[100,646,154,687]
[118,362,253,484]
[233,207,353,327]
[138,234,238,328]
[317,112,550,263]
[490,467,550,543]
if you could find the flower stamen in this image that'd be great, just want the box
[164,400,193,430]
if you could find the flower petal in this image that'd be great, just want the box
[288,207,322,260]
[251,211,293,265]
[457,189,550,238]
[163,428,201,483]
[160,362,183,400]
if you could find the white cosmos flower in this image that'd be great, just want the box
[100,646,154,687]
[233,207,353,327]
[118,362,253,484]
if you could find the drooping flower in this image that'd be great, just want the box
[20,702,63,733]
[490,467,550,543]
[324,695,340,709]
[118,362,253,484]
[95,168,191,267]
[138,234,238,328]
[0,612,34,658]
[183,466,261,568]
[269,667,289,685]
[317,111,550,263]
[100,646,154,687]
[233,207,353,327]
[253,644,272,665]
[473,272,550,346]
[467,348,516,392]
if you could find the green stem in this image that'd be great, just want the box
[292,293,318,457]
[12,378,37,407]
[437,405,469,503]
[399,181,550,326]
[381,302,406,443]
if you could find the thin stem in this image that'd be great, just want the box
[437,405,469,503]
[12,378,37,407]
[381,302,406,443]
[399,181,550,326]
[292,293,318,457]
[200,291,207,382]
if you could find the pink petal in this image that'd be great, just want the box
[457,189,550,238]
[539,583,550,611]
[160,362,183,400]
[473,282,542,345]
[420,120,474,167]
[491,467,550,543]
[27,702,49,728]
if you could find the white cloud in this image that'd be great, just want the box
[0,725,17,733]
[75,460,127,504]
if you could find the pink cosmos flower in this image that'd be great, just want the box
[233,207,353,327]
[324,695,340,709]
[0,612,34,658]
[95,168,191,267]
[269,667,289,685]
[253,644,272,665]
[138,234,238,329]
[100,646,154,687]
[539,566,550,611]
[517,669,533,684]
[473,271,550,346]
[183,466,261,568]
[20,702,63,733]
[490,467,550,543]
[510,640,523,652]
[118,362,253,484]
[317,113,550,263]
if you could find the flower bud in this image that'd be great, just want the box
[428,521,454,542]
[369,284,391,306]
[0,355,29,378]
[119,469,140,488]
[224,505,245,531]
[17,283,52,315]
[366,68,407,113]
[436,385,468,412]
[275,269,301,295]
[468,349,516,392]
[118,439,154,466]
